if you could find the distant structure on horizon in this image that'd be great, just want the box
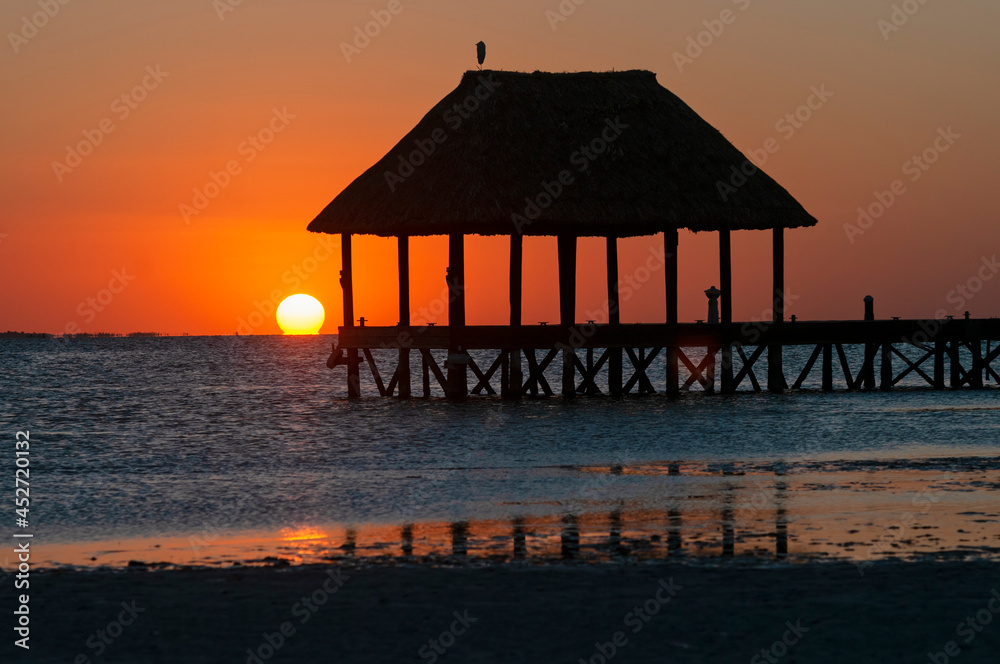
[308,69,999,400]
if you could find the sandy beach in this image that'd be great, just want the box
[13,560,1000,663]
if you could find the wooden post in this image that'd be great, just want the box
[558,235,577,398]
[969,319,984,388]
[719,229,734,393]
[767,227,784,393]
[863,296,876,389]
[505,234,523,399]
[665,229,680,397]
[606,236,622,397]
[719,230,733,324]
[341,233,360,399]
[933,340,945,389]
[446,233,467,400]
[971,341,984,389]
[880,341,893,391]
[422,352,430,398]
[705,346,717,395]
[822,343,833,391]
[397,235,411,399]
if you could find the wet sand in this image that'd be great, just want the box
[15,560,1000,663]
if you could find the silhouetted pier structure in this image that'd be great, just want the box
[309,70,1000,398]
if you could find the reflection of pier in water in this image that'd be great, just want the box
[355,467,797,563]
[30,461,1000,569]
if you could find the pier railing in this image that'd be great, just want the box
[331,318,1000,398]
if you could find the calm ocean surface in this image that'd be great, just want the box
[2,335,999,565]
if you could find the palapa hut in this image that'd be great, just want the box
[309,70,818,400]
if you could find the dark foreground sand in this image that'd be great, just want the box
[11,561,1000,663]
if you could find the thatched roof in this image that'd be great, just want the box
[308,70,818,238]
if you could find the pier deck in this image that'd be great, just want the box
[332,318,1000,398]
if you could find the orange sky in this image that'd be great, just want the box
[2,0,998,335]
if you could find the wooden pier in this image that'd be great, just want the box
[306,70,998,399]
[335,317,1000,399]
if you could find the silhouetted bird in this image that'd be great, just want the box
[476,41,486,69]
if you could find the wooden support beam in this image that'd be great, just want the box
[574,349,608,396]
[734,344,763,392]
[679,349,708,390]
[422,351,430,398]
[420,349,448,393]
[385,364,400,396]
[705,347,717,395]
[397,235,411,399]
[835,344,856,389]
[362,348,387,396]
[665,229,679,325]
[638,348,656,393]
[398,235,410,324]
[623,347,661,394]
[891,346,934,386]
[558,235,577,398]
[880,342,893,391]
[949,340,960,388]
[500,349,509,396]
[510,234,523,327]
[934,341,945,389]
[523,349,557,397]
[665,229,679,397]
[341,233,360,398]
[719,230,733,324]
[468,353,501,396]
[792,345,822,390]
[606,236,623,397]
[970,340,984,389]
[768,227,784,393]
[720,230,734,393]
[506,234,523,400]
[446,233,467,400]
[822,344,833,391]
[983,342,1000,384]
[863,343,877,390]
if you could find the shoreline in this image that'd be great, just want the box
[14,559,1000,663]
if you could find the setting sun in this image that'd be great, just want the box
[276,294,325,335]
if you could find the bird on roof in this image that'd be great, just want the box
[476,41,486,70]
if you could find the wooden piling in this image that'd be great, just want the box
[767,227,784,393]
[665,229,680,397]
[880,342,893,391]
[558,235,577,398]
[822,343,833,391]
[933,340,945,389]
[607,236,622,397]
[397,235,411,399]
[341,233,360,399]
[336,317,1000,399]
[422,352,431,398]
[705,346,717,395]
[446,233,467,400]
[970,340,984,389]
[505,234,523,399]
[720,230,735,394]
[863,296,876,390]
